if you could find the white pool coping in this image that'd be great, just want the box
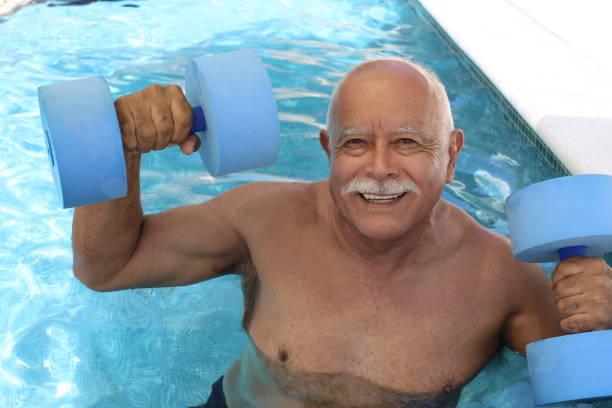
[418,0,612,176]
[0,0,33,16]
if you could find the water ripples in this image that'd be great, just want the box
[1,0,564,406]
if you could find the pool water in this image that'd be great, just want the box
[0,0,600,407]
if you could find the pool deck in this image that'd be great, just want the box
[0,0,35,16]
[419,0,612,176]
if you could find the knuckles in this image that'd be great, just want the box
[155,114,174,137]
[164,84,183,96]
[143,83,163,96]
[116,84,193,152]
[139,127,156,143]
[175,114,193,134]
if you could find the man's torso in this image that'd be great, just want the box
[223,181,517,407]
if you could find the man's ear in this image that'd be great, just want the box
[445,129,464,183]
[320,129,331,159]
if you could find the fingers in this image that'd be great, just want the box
[561,313,608,333]
[149,85,174,151]
[114,84,196,154]
[179,134,201,155]
[115,97,137,152]
[553,274,584,300]
[552,257,612,333]
[551,256,587,286]
[557,292,610,333]
[551,256,607,286]
[553,258,608,301]
[166,85,193,145]
[557,294,588,318]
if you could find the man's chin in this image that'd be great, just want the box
[351,219,414,243]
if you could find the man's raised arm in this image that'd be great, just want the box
[72,84,249,292]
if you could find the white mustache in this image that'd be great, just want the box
[341,178,422,196]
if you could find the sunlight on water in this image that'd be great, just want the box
[0,0,580,406]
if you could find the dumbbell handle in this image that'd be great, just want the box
[558,245,586,261]
[190,106,207,134]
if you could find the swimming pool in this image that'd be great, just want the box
[0,0,597,406]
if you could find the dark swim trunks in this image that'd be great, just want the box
[190,376,228,408]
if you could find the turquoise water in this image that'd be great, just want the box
[0,0,591,407]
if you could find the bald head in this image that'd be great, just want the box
[326,58,454,150]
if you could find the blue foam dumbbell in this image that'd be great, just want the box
[506,174,612,406]
[38,49,280,208]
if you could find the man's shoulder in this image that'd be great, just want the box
[442,201,506,245]
[443,200,536,274]
[227,180,321,204]
[455,202,547,294]
[219,180,323,221]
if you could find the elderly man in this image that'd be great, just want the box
[73,57,612,408]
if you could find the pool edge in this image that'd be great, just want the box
[417,0,612,177]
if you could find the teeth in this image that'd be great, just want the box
[362,193,402,201]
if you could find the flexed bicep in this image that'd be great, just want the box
[92,187,252,292]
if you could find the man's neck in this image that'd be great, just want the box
[330,198,449,274]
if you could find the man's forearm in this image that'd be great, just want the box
[72,152,144,290]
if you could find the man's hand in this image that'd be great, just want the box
[114,84,200,155]
[551,257,612,333]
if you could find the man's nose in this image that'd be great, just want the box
[365,141,398,179]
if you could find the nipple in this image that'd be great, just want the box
[277,348,289,363]
[443,383,457,394]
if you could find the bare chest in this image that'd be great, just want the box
[244,240,507,398]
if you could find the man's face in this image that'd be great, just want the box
[322,64,459,242]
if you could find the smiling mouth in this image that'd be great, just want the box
[358,192,407,204]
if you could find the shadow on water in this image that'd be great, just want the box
[47,0,141,7]
[1,0,142,16]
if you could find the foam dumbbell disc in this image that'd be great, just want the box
[526,331,612,405]
[38,49,279,208]
[185,49,280,176]
[38,76,127,209]
[506,174,612,263]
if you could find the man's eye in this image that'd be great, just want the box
[347,139,365,145]
[399,138,416,144]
